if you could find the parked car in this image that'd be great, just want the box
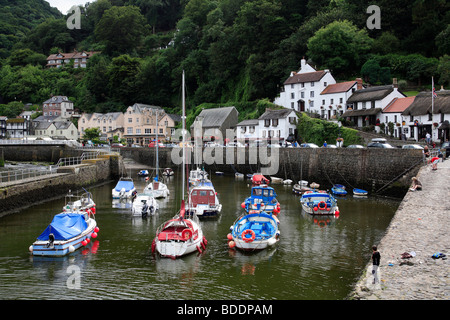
[347,144,364,149]
[111,143,124,148]
[367,142,395,149]
[441,141,450,159]
[402,144,424,149]
[300,143,319,148]
[148,142,165,147]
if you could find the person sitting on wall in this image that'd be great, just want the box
[409,177,422,191]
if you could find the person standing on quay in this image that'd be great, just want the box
[371,245,381,284]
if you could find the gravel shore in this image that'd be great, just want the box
[351,156,449,300]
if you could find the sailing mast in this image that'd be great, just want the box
[182,70,186,202]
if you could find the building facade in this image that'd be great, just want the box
[42,96,75,118]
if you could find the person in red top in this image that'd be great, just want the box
[431,156,440,170]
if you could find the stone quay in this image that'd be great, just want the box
[351,156,449,300]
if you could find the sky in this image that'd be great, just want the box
[46,0,87,14]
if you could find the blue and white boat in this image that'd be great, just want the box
[241,184,281,215]
[138,169,149,177]
[353,188,368,196]
[331,184,347,196]
[112,177,137,199]
[29,211,98,257]
[300,190,339,215]
[228,211,280,251]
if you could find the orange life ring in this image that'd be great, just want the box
[182,229,193,240]
[318,201,327,210]
[242,229,256,243]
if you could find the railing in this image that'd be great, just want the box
[56,150,110,167]
[0,166,58,184]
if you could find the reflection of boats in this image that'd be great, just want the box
[353,188,368,196]
[241,184,280,215]
[132,193,159,217]
[300,190,339,216]
[112,177,137,199]
[138,170,149,177]
[187,181,222,218]
[62,190,95,214]
[228,212,280,251]
[251,174,269,185]
[30,210,98,257]
[152,71,207,259]
[112,198,132,209]
[162,168,174,176]
[331,184,347,196]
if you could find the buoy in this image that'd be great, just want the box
[228,240,235,248]
[197,245,202,253]
[69,245,75,253]
[82,240,87,246]
[335,210,340,217]
[86,238,90,244]
[227,233,233,240]
[91,232,98,238]
[313,206,318,211]
[29,245,33,252]
[241,202,245,209]
[203,236,207,246]
[94,227,99,233]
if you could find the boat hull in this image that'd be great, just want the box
[300,191,338,215]
[31,219,97,257]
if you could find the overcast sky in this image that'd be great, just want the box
[46,0,87,14]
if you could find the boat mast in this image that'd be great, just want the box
[156,108,159,182]
[182,70,186,201]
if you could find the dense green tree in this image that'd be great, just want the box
[107,54,142,106]
[307,20,373,77]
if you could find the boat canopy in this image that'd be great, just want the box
[37,213,88,241]
[114,180,135,192]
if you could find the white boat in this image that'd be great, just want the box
[228,212,280,251]
[62,190,96,214]
[152,70,207,259]
[186,181,222,218]
[162,168,174,176]
[300,190,339,216]
[112,177,137,199]
[270,176,283,184]
[138,169,149,177]
[132,193,159,217]
[235,172,244,179]
[30,210,98,257]
[189,167,209,186]
[144,177,170,198]
[283,179,293,185]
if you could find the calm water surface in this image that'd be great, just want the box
[0,170,399,300]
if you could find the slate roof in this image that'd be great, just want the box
[43,96,72,104]
[237,119,259,126]
[283,70,327,85]
[341,108,382,117]
[258,108,295,120]
[192,106,237,128]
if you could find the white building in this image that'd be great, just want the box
[319,79,362,119]
[402,89,450,143]
[274,58,336,114]
[33,120,78,140]
[258,108,299,143]
[381,96,416,139]
[236,119,260,142]
[342,83,406,127]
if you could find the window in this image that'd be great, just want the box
[272,119,278,127]
[264,119,270,127]
[241,126,246,133]
[291,93,295,99]
[145,129,151,134]
[291,102,294,109]
[127,127,133,134]
[371,101,375,108]
[330,99,334,104]
[362,102,366,109]
[249,126,255,133]
[310,91,314,97]
[128,118,132,123]
[301,92,304,99]
[322,99,325,105]
[159,128,163,134]
[311,82,315,87]
[136,129,141,134]
[324,82,327,87]
[340,98,343,103]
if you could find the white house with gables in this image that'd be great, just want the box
[274,58,336,114]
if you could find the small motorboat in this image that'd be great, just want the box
[162,168,174,176]
[241,184,281,215]
[186,181,222,218]
[144,176,169,198]
[189,167,209,186]
[292,184,310,195]
[235,172,244,179]
[132,193,159,217]
[112,177,137,199]
[228,211,280,251]
[215,171,224,176]
[353,188,368,196]
[331,184,347,196]
[251,174,269,185]
[283,179,293,185]
[246,173,253,179]
[30,210,98,257]
[62,190,96,214]
[270,176,283,184]
[138,170,149,177]
[300,190,339,216]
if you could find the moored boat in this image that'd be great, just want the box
[186,181,222,218]
[251,174,269,185]
[112,177,137,199]
[241,184,281,215]
[144,176,170,198]
[162,168,174,176]
[300,190,339,216]
[189,167,209,186]
[132,192,159,217]
[353,188,368,196]
[228,211,280,251]
[30,210,99,257]
[138,169,149,177]
[62,190,96,214]
[331,184,347,196]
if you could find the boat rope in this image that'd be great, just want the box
[372,157,423,195]
[318,154,334,187]
[337,171,356,189]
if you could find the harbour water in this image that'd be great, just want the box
[0,170,400,300]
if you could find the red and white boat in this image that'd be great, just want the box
[186,181,222,218]
[151,200,206,259]
[251,174,269,185]
[151,70,207,259]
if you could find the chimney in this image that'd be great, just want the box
[393,78,398,89]
[356,78,363,90]
[300,57,306,69]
